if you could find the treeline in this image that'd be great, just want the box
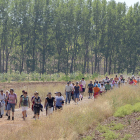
[0,0,140,75]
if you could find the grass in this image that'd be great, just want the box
[1,82,140,140]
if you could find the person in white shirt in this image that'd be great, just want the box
[65,82,73,104]
[100,84,105,95]
[81,78,86,96]
[0,90,6,118]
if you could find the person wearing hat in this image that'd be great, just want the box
[65,82,72,104]
[93,84,100,99]
[105,81,111,91]
[6,88,17,120]
[0,90,6,118]
[44,92,55,116]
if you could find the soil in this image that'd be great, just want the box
[81,112,140,140]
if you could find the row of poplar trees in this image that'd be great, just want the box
[0,0,140,75]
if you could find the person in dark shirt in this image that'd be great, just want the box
[44,92,55,116]
[88,81,93,99]
[74,82,80,105]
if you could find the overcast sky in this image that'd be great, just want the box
[107,0,139,7]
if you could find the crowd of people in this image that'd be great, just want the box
[0,75,139,121]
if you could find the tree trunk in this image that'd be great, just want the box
[42,45,46,74]
[0,49,1,73]
[6,46,9,73]
[3,47,5,73]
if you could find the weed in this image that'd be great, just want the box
[110,123,124,130]
[121,134,132,140]
[102,130,119,140]
[128,120,131,125]
[97,124,109,133]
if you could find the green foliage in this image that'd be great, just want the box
[114,102,140,117]
[121,134,132,140]
[114,104,133,117]
[0,0,140,75]
[97,124,109,133]
[82,135,94,140]
[102,130,119,140]
[110,123,124,130]
[132,102,140,112]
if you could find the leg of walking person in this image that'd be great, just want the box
[1,104,5,117]
[65,92,68,104]
[68,92,71,104]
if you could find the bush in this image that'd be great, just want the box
[132,102,140,112]
[102,130,119,140]
[114,104,133,117]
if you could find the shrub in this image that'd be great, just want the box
[114,104,133,117]
[97,124,109,133]
[132,102,140,112]
[111,123,124,130]
[102,130,119,140]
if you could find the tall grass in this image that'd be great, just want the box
[2,84,140,140]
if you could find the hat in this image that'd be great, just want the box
[67,82,69,84]
[95,84,98,86]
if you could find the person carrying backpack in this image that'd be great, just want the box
[19,91,30,120]
[44,92,55,116]
[32,92,42,120]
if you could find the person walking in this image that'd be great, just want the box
[105,81,111,91]
[88,81,93,99]
[55,92,64,110]
[32,92,42,120]
[44,92,55,116]
[19,90,26,118]
[6,88,17,120]
[81,78,86,97]
[5,90,9,116]
[74,82,80,105]
[0,90,6,118]
[65,82,72,104]
[19,91,30,120]
[93,85,100,99]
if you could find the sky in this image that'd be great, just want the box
[107,0,139,7]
